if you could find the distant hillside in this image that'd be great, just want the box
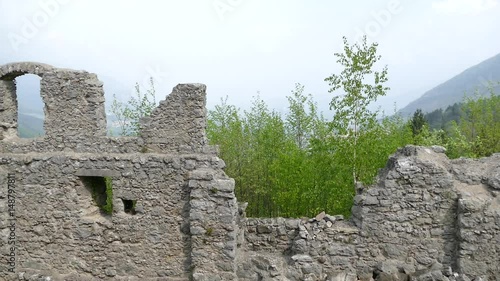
[18,113,44,138]
[399,53,500,116]
[16,113,123,137]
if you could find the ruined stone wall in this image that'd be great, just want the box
[0,62,238,281]
[0,154,190,280]
[0,152,238,281]
[236,146,500,281]
[353,146,460,277]
[356,146,500,280]
[0,63,211,155]
[237,216,360,280]
[0,62,499,281]
[0,62,106,140]
[453,157,500,278]
[140,83,208,154]
[188,168,239,280]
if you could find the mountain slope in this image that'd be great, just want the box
[399,53,500,116]
[18,113,44,138]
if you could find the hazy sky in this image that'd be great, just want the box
[1,0,499,117]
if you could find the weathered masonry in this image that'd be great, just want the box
[0,62,237,281]
[0,62,499,281]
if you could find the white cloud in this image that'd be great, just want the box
[432,0,498,16]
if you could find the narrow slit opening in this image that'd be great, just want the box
[122,199,137,215]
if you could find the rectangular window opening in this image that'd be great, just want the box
[80,176,113,215]
[122,199,137,215]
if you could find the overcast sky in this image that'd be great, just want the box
[1,0,499,117]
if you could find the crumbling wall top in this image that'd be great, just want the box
[0,62,215,156]
[0,62,54,80]
[0,62,107,141]
[140,83,209,153]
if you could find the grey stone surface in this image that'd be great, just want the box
[0,63,227,281]
[237,147,500,281]
[0,62,106,140]
[486,165,500,190]
[0,62,499,281]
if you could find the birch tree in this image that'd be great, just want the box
[324,35,389,183]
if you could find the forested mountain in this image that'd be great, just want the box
[424,102,462,130]
[399,53,500,116]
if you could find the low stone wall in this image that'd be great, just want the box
[237,216,360,280]
[237,146,500,281]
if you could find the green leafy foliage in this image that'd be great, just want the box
[207,88,411,218]
[410,109,427,137]
[207,38,499,219]
[86,176,114,215]
[206,37,408,218]
[102,177,114,215]
[413,88,499,159]
[286,83,317,149]
[459,90,500,156]
[324,35,389,183]
[208,87,500,219]
[111,78,157,136]
[105,38,498,220]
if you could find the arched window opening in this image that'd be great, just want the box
[15,74,45,138]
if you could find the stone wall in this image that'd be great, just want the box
[140,83,208,154]
[0,62,106,139]
[453,157,500,278]
[352,146,460,279]
[237,216,360,280]
[0,62,499,281]
[0,62,238,281]
[236,146,500,281]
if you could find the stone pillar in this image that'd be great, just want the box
[188,168,238,280]
[456,192,500,277]
[0,80,17,140]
